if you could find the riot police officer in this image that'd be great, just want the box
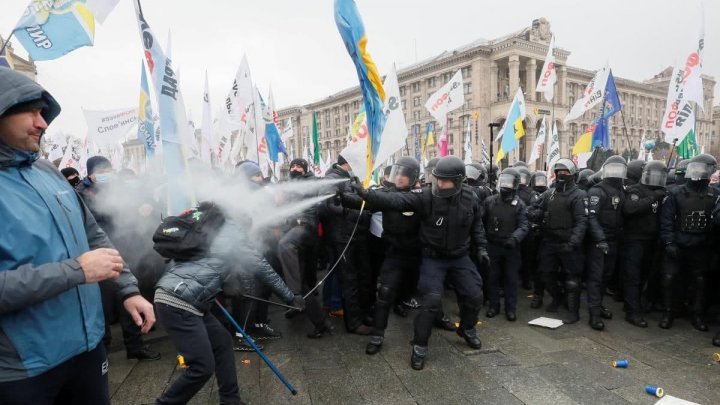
[528,159,588,323]
[483,168,529,321]
[515,166,539,290]
[466,163,493,201]
[422,157,440,187]
[659,154,720,331]
[531,171,549,194]
[577,169,595,191]
[668,159,690,191]
[349,156,489,370]
[622,160,667,328]
[528,171,549,308]
[626,159,646,187]
[585,156,628,330]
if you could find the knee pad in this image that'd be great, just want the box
[565,278,580,291]
[421,293,442,310]
[377,284,393,304]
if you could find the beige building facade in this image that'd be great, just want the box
[279,18,716,169]
[0,36,37,81]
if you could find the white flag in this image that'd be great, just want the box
[86,0,120,24]
[374,64,408,170]
[564,65,610,122]
[536,36,557,102]
[661,67,697,144]
[529,116,546,166]
[201,71,214,165]
[546,122,560,180]
[425,69,464,122]
[83,108,138,147]
[47,132,66,162]
[340,111,370,181]
[59,141,81,172]
[638,136,646,161]
[463,118,472,164]
[281,118,294,143]
[684,9,705,107]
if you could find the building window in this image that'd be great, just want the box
[413,111,421,120]
[411,82,421,92]
[442,72,452,83]
[343,104,349,112]
[326,130,331,139]
[317,121,321,130]
[335,129,340,137]
[464,83,472,95]
[302,126,308,137]
[426,77,436,87]
[461,66,472,79]
[413,96,421,107]
[401,100,406,109]
[399,86,407,96]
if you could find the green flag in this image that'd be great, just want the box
[677,128,698,159]
[312,112,321,165]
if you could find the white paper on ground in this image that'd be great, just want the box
[654,395,700,405]
[528,317,564,329]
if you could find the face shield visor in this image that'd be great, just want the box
[640,170,667,187]
[497,173,519,191]
[389,165,417,189]
[518,172,530,186]
[431,176,462,198]
[532,174,548,187]
[685,162,711,181]
[601,163,627,179]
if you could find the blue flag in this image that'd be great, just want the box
[257,92,286,162]
[137,61,156,157]
[591,71,622,149]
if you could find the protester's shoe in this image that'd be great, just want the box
[403,297,421,309]
[307,320,335,339]
[434,315,456,331]
[505,311,517,322]
[284,308,300,319]
[248,323,282,340]
[589,314,605,331]
[365,335,384,355]
[658,312,674,330]
[233,337,263,352]
[456,328,482,350]
[599,306,613,320]
[351,324,372,335]
[625,314,648,328]
[126,346,161,361]
[485,306,499,318]
[530,295,544,309]
[545,298,561,313]
[410,345,427,370]
[691,316,709,332]
[329,308,345,318]
[712,331,720,347]
[393,304,408,317]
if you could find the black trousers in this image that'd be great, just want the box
[334,240,373,331]
[0,344,109,405]
[661,245,711,316]
[520,232,538,286]
[487,242,522,312]
[586,240,619,315]
[537,241,584,299]
[622,239,657,316]
[371,250,421,336]
[155,304,240,405]
[100,279,144,354]
[414,255,484,346]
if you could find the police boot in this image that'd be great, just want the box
[563,291,580,324]
[625,314,648,328]
[530,294,543,309]
[485,305,500,318]
[599,306,613,320]
[589,314,605,331]
[365,335,384,355]
[410,345,427,370]
[713,331,720,347]
[456,327,482,350]
[434,314,456,331]
[690,315,708,332]
[658,312,674,330]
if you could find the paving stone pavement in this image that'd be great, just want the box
[109,293,720,404]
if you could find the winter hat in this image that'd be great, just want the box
[289,158,309,173]
[337,154,348,166]
[60,167,79,179]
[0,67,61,124]
[236,161,262,179]
[86,155,112,176]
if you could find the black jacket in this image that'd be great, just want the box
[660,183,720,247]
[623,184,663,241]
[318,164,370,244]
[587,182,625,242]
[528,183,588,247]
[482,194,529,244]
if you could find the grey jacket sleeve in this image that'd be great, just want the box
[78,192,140,300]
[0,259,86,314]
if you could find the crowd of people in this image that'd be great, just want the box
[2,66,720,404]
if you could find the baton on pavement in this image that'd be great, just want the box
[214,299,298,395]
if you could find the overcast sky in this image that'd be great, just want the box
[1,0,717,138]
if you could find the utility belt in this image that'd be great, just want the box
[422,247,465,259]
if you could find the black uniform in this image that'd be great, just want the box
[659,183,720,328]
[360,184,488,346]
[483,194,528,314]
[529,183,588,311]
[586,181,624,318]
[516,185,540,289]
[622,184,665,319]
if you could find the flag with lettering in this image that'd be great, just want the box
[425,69,464,123]
[374,64,407,169]
[546,122,560,179]
[529,116,546,166]
[535,35,556,102]
[564,64,610,122]
[137,61,156,157]
[200,70,214,165]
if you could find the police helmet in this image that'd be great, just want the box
[516,166,532,186]
[641,160,667,187]
[601,155,627,179]
[431,156,466,197]
[389,156,420,189]
[497,168,521,191]
[626,160,645,184]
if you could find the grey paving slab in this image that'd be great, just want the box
[544,350,636,390]
[535,362,632,404]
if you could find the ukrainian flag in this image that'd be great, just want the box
[13,1,95,61]
[496,88,526,162]
[572,130,593,155]
[334,0,386,184]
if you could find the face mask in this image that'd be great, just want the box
[500,188,515,201]
[68,177,81,187]
[556,174,572,184]
[289,171,303,179]
[94,173,113,184]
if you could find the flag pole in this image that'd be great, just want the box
[666,138,678,168]
[0,32,14,57]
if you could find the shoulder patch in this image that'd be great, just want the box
[662,196,669,204]
[630,193,640,201]
[589,196,600,206]
[411,188,423,194]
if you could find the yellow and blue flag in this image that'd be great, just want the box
[13,0,95,61]
[591,71,622,149]
[496,88,526,162]
[334,0,386,184]
[137,60,156,157]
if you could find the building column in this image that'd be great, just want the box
[508,55,520,98]
[526,58,537,102]
[489,61,498,103]
[558,65,567,106]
